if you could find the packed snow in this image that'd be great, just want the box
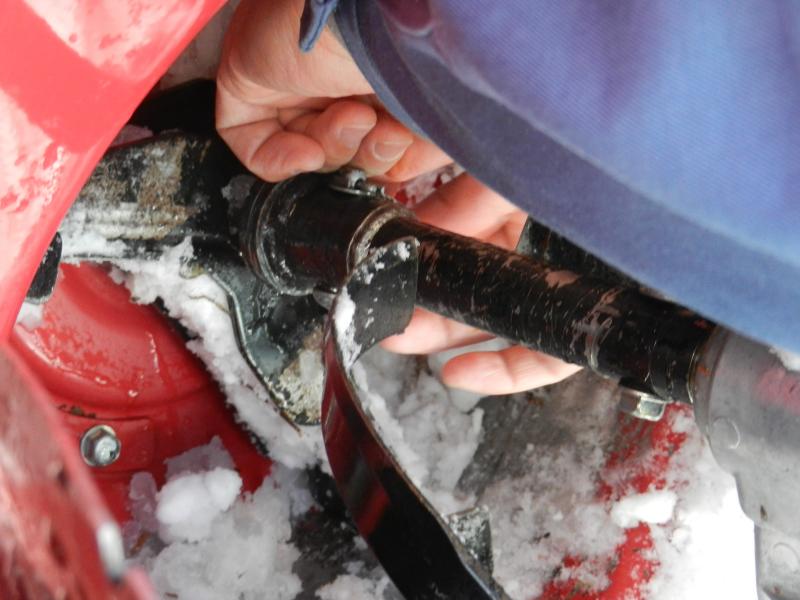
[611,491,678,529]
[155,468,242,543]
[123,438,308,600]
[316,575,392,600]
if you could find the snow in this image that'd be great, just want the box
[333,288,360,368]
[156,468,242,543]
[316,574,391,600]
[126,438,305,600]
[611,490,678,528]
[147,476,302,600]
[106,238,326,471]
[352,346,487,515]
[14,301,43,329]
[642,411,756,600]
[477,378,628,597]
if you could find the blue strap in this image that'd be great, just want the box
[299,0,339,52]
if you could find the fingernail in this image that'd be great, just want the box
[339,126,372,149]
[374,140,411,162]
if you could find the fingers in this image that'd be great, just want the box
[414,174,523,240]
[219,110,325,181]
[382,137,453,182]
[381,308,492,354]
[299,100,378,170]
[350,112,414,176]
[249,130,326,181]
[483,210,530,250]
[441,346,582,395]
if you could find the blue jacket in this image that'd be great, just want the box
[332,1,800,353]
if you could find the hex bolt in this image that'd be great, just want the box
[618,387,669,422]
[80,425,121,467]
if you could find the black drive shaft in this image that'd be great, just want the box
[247,173,714,404]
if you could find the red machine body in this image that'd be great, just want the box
[0,2,684,598]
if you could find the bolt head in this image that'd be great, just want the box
[80,425,121,467]
[618,387,669,422]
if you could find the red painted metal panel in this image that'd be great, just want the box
[0,343,155,599]
[11,264,272,524]
[0,0,226,338]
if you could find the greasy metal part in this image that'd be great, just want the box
[290,467,404,599]
[328,168,386,197]
[61,133,239,253]
[617,387,669,422]
[692,330,800,600]
[59,143,713,422]
[244,172,412,296]
[58,133,329,425]
[197,243,328,424]
[516,218,636,288]
[322,239,510,599]
[252,173,714,404]
[25,233,62,303]
[373,217,713,404]
[515,219,673,419]
[447,507,494,574]
[80,425,122,468]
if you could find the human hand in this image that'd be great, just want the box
[215,0,450,182]
[216,0,579,395]
[383,174,582,395]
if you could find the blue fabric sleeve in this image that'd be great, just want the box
[334,0,800,354]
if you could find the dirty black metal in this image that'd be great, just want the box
[129,79,218,136]
[59,132,328,425]
[257,174,715,404]
[516,218,637,288]
[61,133,243,256]
[322,240,510,600]
[375,217,715,403]
[447,507,494,574]
[25,233,62,303]
[243,173,411,295]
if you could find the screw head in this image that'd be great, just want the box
[80,425,121,467]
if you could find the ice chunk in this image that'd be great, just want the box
[611,490,678,528]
